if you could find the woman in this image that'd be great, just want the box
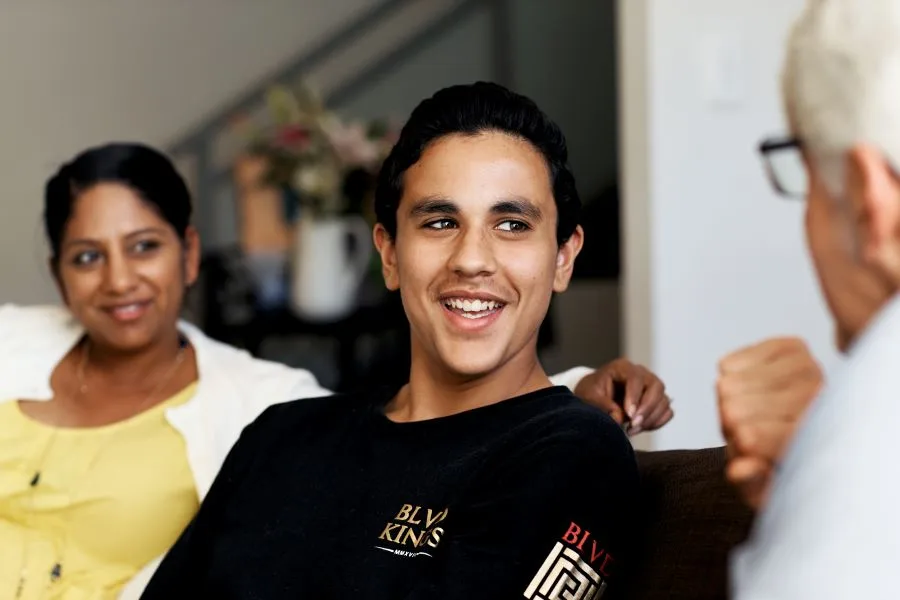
[0,142,670,600]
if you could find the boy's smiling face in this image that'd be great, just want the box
[374,131,583,380]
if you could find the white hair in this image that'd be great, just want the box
[783,0,900,193]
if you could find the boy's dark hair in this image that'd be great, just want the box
[374,81,580,243]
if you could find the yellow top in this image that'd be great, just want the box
[0,383,199,600]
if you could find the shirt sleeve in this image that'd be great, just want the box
[139,407,272,597]
[547,365,593,392]
[397,417,639,600]
[730,325,900,600]
[285,366,333,399]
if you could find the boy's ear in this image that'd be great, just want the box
[373,223,400,291]
[553,226,584,293]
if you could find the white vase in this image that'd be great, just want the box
[289,215,373,321]
[244,250,288,310]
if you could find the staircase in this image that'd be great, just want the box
[162,0,621,388]
[166,0,513,251]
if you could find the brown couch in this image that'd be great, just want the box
[617,447,755,599]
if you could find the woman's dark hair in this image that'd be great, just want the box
[375,81,580,243]
[44,142,192,265]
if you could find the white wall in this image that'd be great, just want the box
[620,0,841,450]
[0,0,380,305]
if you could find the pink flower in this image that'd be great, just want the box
[274,125,310,149]
[324,120,381,168]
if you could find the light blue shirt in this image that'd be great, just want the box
[731,294,900,598]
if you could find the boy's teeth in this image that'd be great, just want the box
[444,298,501,312]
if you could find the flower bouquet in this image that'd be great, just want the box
[230,82,400,318]
[233,82,399,219]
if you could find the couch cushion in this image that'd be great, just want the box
[617,447,755,600]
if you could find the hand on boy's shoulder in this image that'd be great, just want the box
[574,358,674,436]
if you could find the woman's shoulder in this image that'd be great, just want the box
[0,303,80,357]
[0,303,75,332]
[181,320,331,409]
[0,304,79,400]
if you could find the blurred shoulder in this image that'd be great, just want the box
[179,320,332,414]
[0,303,74,331]
[0,303,80,348]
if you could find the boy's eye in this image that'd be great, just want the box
[497,220,530,233]
[425,219,456,230]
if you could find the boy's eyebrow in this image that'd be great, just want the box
[409,196,543,222]
[409,196,459,217]
[491,197,543,222]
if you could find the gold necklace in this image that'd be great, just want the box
[15,336,187,599]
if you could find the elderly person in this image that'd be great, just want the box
[717,0,900,597]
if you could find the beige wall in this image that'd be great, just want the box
[0,0,380,304]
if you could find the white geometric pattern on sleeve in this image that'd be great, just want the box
[523,542,607,600]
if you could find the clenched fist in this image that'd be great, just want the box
[717,337,823,509]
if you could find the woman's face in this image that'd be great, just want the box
[54,183,200,352]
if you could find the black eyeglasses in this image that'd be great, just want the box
[759,136,807,198]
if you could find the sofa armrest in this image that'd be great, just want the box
[617,447,755,600]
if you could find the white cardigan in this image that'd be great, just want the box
[0,303,591,599]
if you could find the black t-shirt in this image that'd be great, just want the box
[142,386,639,599]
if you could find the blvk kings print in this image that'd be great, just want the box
[376,503,449,558]
[524,521,616,600]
